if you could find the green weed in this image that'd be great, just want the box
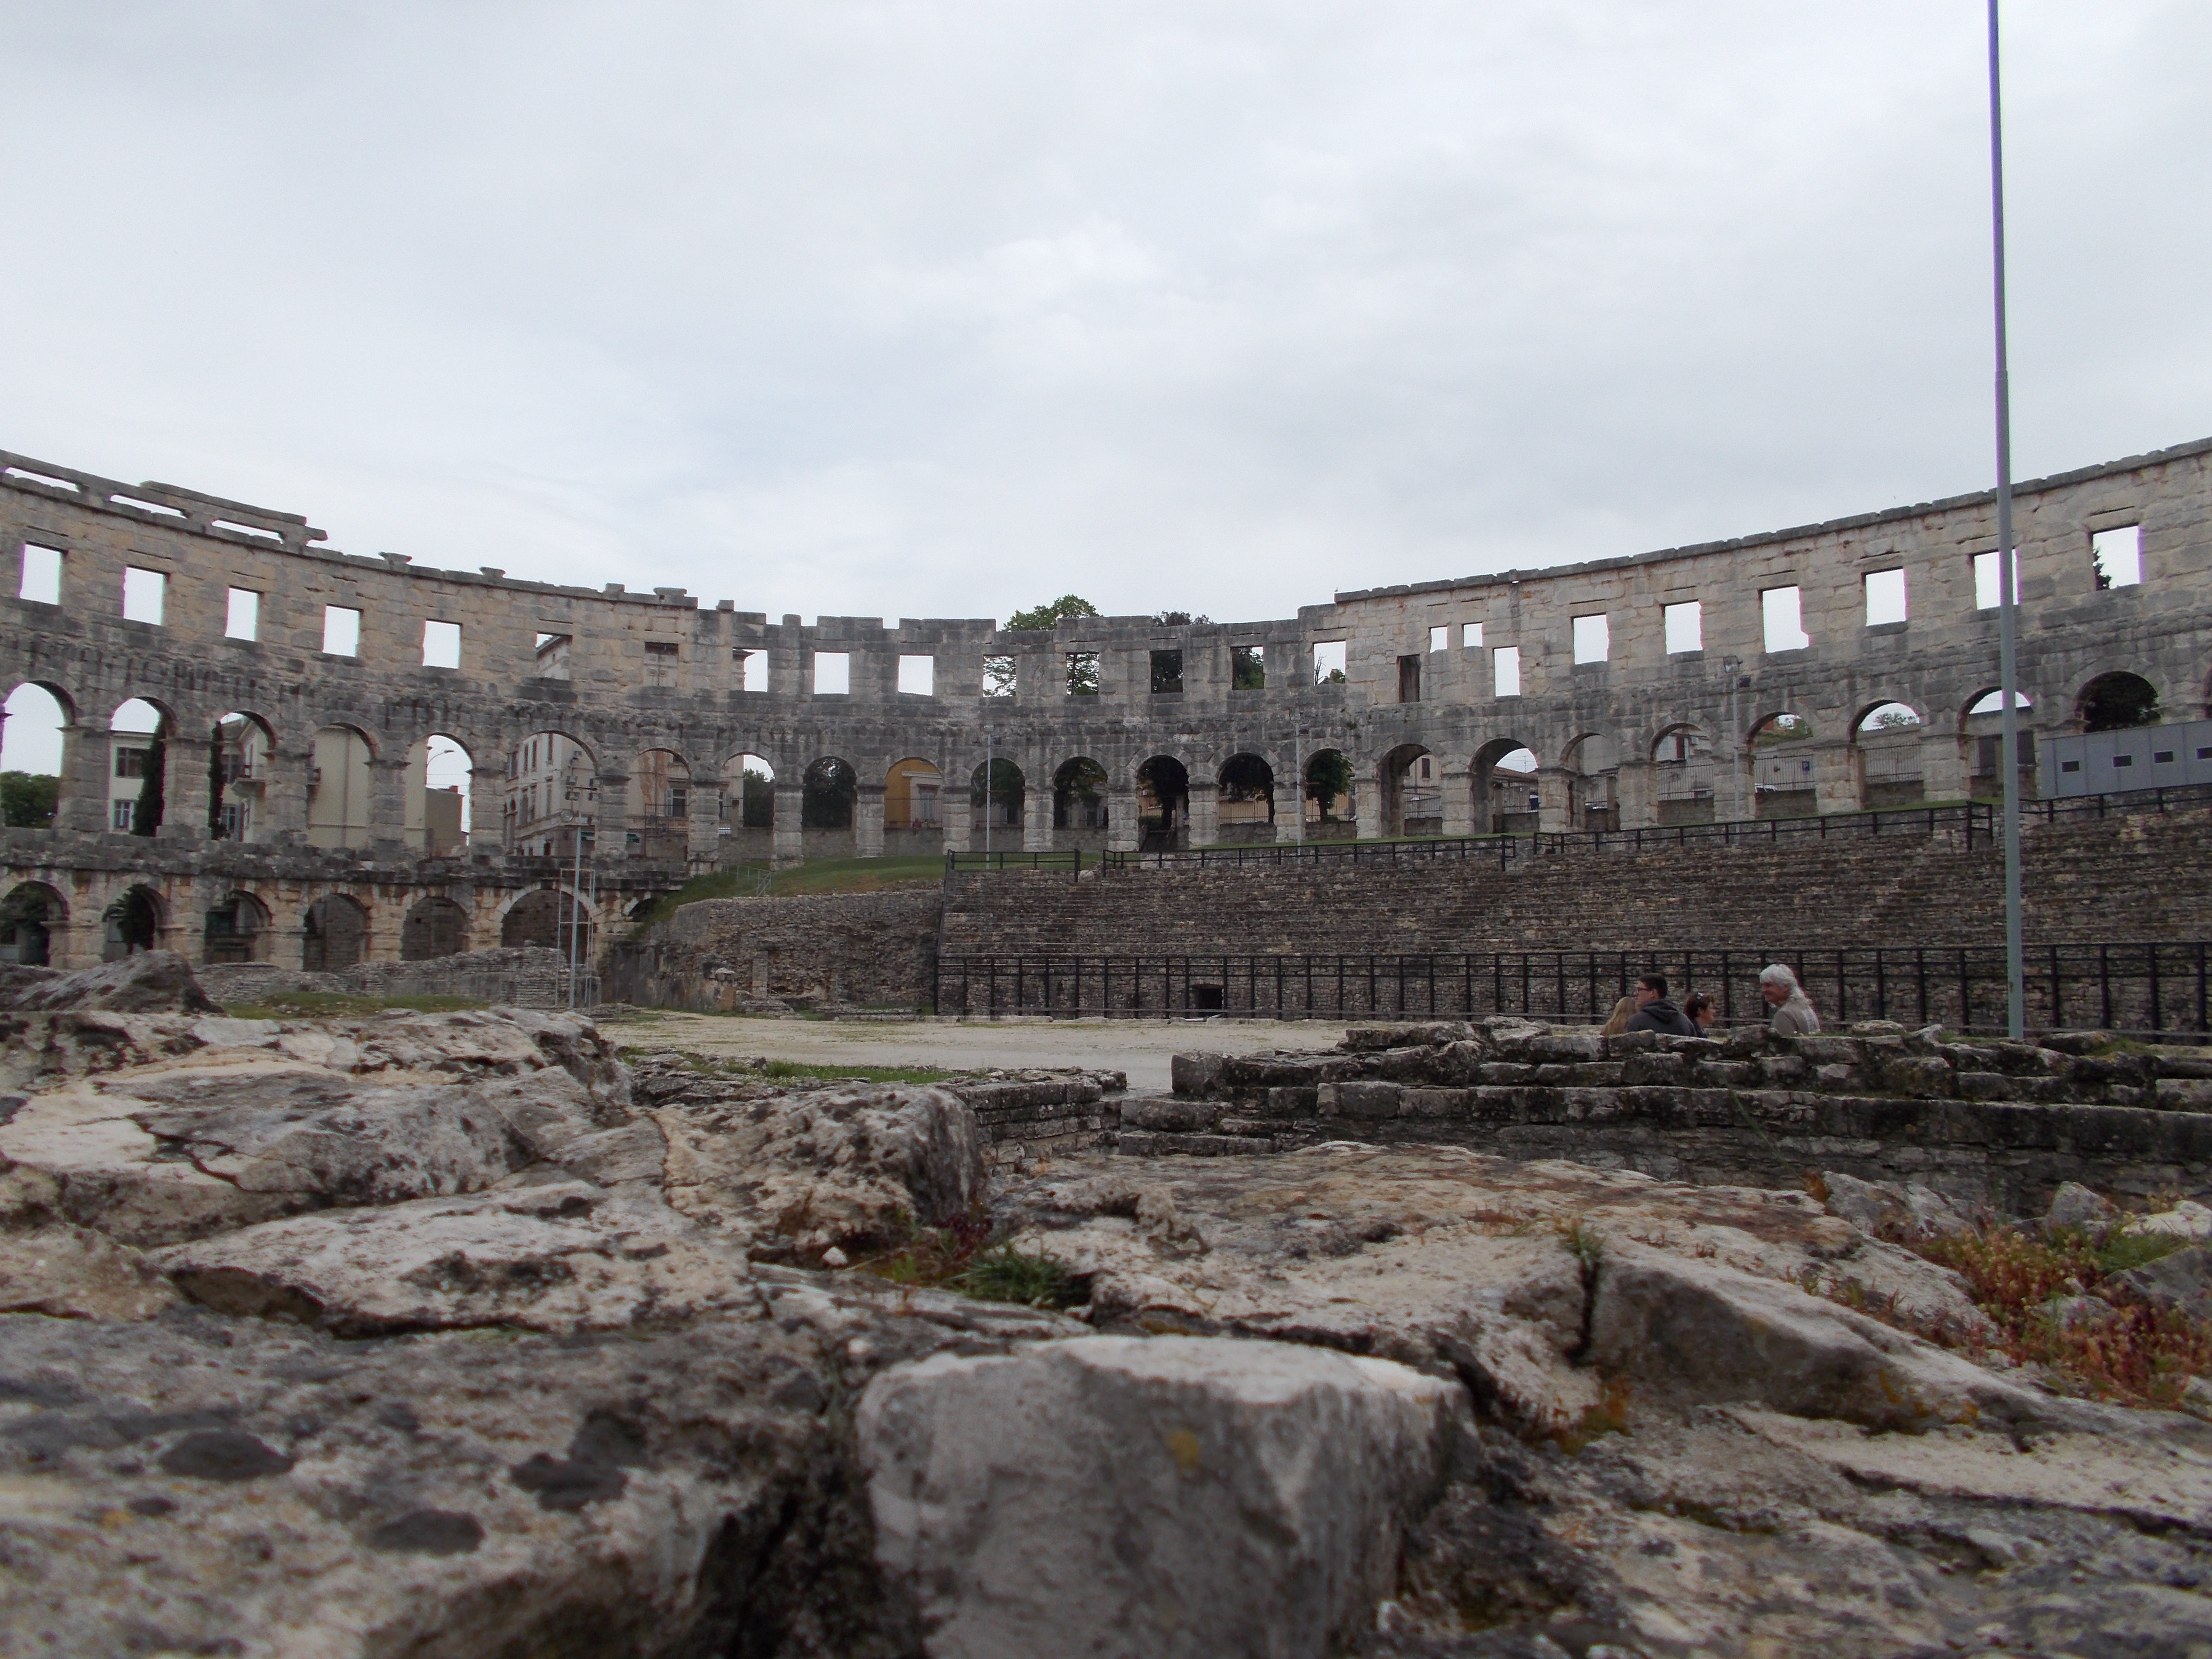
[221,992,486,1020]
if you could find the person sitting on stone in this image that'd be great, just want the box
[1759,962,1821,1035]
[1683,989,1716,1032]
[1598,994,1638,1036]
[1622,973,1697,1036]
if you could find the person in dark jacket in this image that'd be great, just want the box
[1622,973,1698,1036]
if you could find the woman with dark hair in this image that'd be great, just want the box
[1683,990,1716,1032]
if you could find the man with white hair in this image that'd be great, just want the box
[1759,963,1821,1036]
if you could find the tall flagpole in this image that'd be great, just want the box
[1987,0,2026,1038]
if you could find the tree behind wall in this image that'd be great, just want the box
[0,772,56,828]
[1305,752,1353,818]
[131,722,166,837]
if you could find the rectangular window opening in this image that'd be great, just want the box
[1397,654,1421,703]
[1461,622,1483,650]
[1231,645,1264,689]
[1150,649,1185,695]
[897,653,935,696]
[19,544,60,605]
[732,647,768,692]
[535,633,573,681]
[1973,549,2020,611]
[225,587,260,641]
[1494,645,1521,698]
[983,654,1016,697]
[2092,524,2142,590]
[1571,613,1610,665]
[1761,585,1809,652]
[122,566,166,625]
[1427,625,1447,654]
[1065,651,1100,696]
[423,619,461,668]
[1312,640,1346,684]
[1864,567,1908,626]
[642,637,678,685]
[812,651,850,696]
[1663,600,1702,654]
[322,604,361,656]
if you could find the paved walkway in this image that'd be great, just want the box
[606,1013,1348,1091]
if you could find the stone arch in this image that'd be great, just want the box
[1851,699,1927,808]
[1648,722,1715,827]
[1962,686,2036,800]
[2077,671,2160,734]
[210,711,276,843]
[499,887,594,958]
[970,758,1025,846]
[885,757,943,844]
[505,730,599,858]
[1134,755,1188,851]
[1215,753,1275,842]
[308,724,375,850]
[721,753,776,857]
[802,756,858,833]
[1748,712,1817,818]
[204,890,272,965]
[1053,757,1109,833]
[0,881,65,965]
[108,697,172,838]
[625,748,692,861]
[403,733,474,855]
[101,884,165,961]
[0,682,71,829]
[1378,742,1437,838]
[401,895,471,961]
[1472,737,1539,834]
[302,893,369,971]
[1560,733,1620,831]
[1300,749,1355,838]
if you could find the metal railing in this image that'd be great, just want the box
[947,849,1084,875]
[937,941,2212,1037]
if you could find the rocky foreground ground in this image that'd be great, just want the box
[0,956,2208,1657]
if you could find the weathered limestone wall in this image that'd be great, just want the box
[607,888,944,1010]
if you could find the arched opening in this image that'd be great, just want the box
[1561,733,1620,831]
[1474,739,1539,834]
[501,888,591,959]
[204,890,271,965]
[110,699,169,837]
[101,886,163,961]
[1215,754,1275,843]
[1300,750,1355,840]
[1964,688,2036,800]
[1,683,66,829]
[1379,744,1436,838]
[403,734,473,856]
[1749,713,1816,819]
[802,757,858,857]
[625,748,692,861]
[2078,672,2159,733]
[302,893,369,971]
[208,713,275,842]
[401,895,470,961]
[1651,724,1714,825]
[1134,756,1187,852]
[307,725,374,849]
[885,758,943,848]
[504,732,597,858]
[0,882,65,965]
[719,753,774,866]
[1053,757,1109,836]
[969,759,1025,846]
[1852,702,1925,808]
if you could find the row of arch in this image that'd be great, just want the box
[0,881,595,971]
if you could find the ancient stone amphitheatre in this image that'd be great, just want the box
[1,434,2212,1654]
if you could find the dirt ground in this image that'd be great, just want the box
[602,1012,1348,1089]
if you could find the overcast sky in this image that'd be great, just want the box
[2,2,2206,630]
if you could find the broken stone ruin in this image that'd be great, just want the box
[0,956,2206,1655]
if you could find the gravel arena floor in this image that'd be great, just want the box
[604,1012,1349,1089]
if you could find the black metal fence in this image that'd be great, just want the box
[937,941,2212,1037]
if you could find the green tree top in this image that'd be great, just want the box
[1005,595,1102,632]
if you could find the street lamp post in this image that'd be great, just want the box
[1987,0,2027,1037]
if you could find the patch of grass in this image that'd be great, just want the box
[758,1059,952,1086]
[1556,1219,1605,1272]
[634,855,949,927]
[221,991,486,1020]
[851,1218,1086,1310]
[954,1242,1082,1309]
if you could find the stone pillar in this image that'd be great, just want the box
[1106,786,1139,853]
[1352,773,1383,839]
[856,783,887,858]
[1022,776,1053,852]
[1811,739,1859,815]
[156,732,214,842]
[772,784,804,868]
[943,789,973,854]
[1439,763,1474,838]
[367,757,409,854]
[1187,779,1219,848]
[594,771,628,860]
[1921,729,1970,803]
[1615,759,1657,830]
[469,765,505,857]
[264,741,313,844]
[1536,767,1573,833]
[687,788,722,870]
[54,721,110,835]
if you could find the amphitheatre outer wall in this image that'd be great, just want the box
[0,436,2207,971]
